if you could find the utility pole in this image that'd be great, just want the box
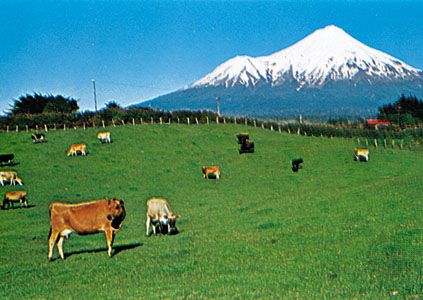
[92,79,98,112]
[216,97,221,116]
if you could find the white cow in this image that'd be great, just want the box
[146,198,180,236]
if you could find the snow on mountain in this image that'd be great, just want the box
[190,25,422,90]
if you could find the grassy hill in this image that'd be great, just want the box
[0,124,421,299]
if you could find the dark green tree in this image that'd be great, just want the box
[9,93,79,115]
[378,94,423,125]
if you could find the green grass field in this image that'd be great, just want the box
[0,124,421,299]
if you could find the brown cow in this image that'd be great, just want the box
[202,166,221,179]
[48,198,126,261]
[2,191,28,209]
[66,144,87,156]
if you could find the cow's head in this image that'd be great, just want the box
[160,213,181,234]
[108,198,126,229]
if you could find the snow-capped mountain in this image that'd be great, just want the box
[140,25,423,117]
[191,25,421,90]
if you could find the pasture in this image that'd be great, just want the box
[0,124,421,299]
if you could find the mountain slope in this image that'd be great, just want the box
[140,25,423,116]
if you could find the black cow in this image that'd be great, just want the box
[32,133,46,143]
[236,133,250,145]
[0,154,15,167]
[292,158,303,172]
[239,141,255,154]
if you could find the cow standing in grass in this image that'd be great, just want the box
[2,191,28,209]
[97,132,111,144]
[31,133,46,143]
[202,166,221,179]
[66,144,87,156]
[48,198,126,261]
[146,198,180,236]
[0,170,23,186]
[354,148,369,162]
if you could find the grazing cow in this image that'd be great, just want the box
[236,133,250,145]
[146,198,180,236]
[48,198,126,261]
[31,133,46,143]
[239,141,255,154]
[0,170,23,186]
[0,154,15,166]
[66,144,87,156]
[292,158,304,172]
[97,132,111,144]
[2,191,28,209]
[202,166,221,179]
[354,148,369,162]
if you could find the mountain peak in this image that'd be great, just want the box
[191,25,421,89]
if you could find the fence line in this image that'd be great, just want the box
[1,115,422,149]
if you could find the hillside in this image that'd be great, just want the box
[0,124,421,298]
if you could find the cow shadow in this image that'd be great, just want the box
[1,204,35,210]
[65,242,142,259]
[0,162,20,167]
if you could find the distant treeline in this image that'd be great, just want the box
[1,93,422,142]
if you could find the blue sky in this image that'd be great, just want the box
[0,0,422,113]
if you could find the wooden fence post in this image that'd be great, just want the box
[400,140,403,149]
[177,117,180,124]
[374,139,378,148]
[206,116,209,124]
[383,139,387,148]
[112,119,116,127]
[15,125,18,132]
[357,138,360,145]
[261,123,264,129]
[44,124,48,132]
[365,139,369,146]
[132,118,135,126]
[63,124,66,131]
[140,118,143,125]
[234,118,237,124]
[195,117,199,125]
[53,123,56,130]
[36,125,39,131]
[83,123,86,130]
[26,125,29,132]
[168,118,171,124]
[74,126,77,130]
[216,116,219,124]
[187,117,190,125]
[160,117,162,124]
[150,117,153,124]
[288,128,291,134]
[270,125,274,131]
[121,120,125,126]
[297,128,300,135]
[6,126,9,132]
[223,117,226,124]
[254,120,256,127]
[245,118,247,126]
[391,139,395,148]
[278,126,281,133]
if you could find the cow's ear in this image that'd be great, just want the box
[120,199,124,205]
[163,215,168,219]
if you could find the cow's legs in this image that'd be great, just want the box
[146,216,151,236]
[105,230,115,257]
[48,229,60,261]
[216,173,220,179]
[57,236,65,260]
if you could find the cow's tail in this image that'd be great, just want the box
[48,203,53,240]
